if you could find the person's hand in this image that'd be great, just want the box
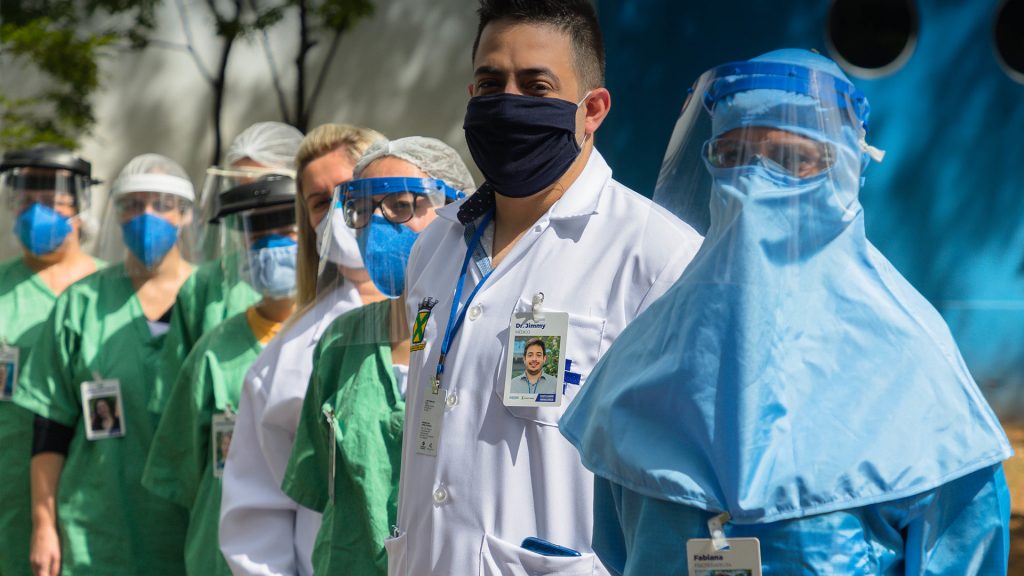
[29,524,61,576]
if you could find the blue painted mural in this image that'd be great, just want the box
[596,0,1024,419]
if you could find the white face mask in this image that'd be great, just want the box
[315,207,363,269]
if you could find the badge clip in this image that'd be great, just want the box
[708,512,731,551]
[531,292,545,322]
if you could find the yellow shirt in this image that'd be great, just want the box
[246,306,285,345]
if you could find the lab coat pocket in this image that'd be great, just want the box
[384,531,407,576]
[479,533,596,576]
[497,310,606,427]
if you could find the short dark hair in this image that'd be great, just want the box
[472,0,605,94]
[524,338,547,356]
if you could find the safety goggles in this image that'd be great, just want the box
[338,177,462,230]
[115,194,189,217]
[703,134,835,178]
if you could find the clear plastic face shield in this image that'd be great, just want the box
[211,176,299,303]
[0,166,92,260]
[653,57,882,254]
[196,164,297,260]
[95,173,198,275]
[323,176,460,294]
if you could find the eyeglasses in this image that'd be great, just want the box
[343,191,428,229]
[115,195,185,217]
[704,136,835,178]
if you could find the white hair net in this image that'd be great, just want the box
[353,136,475,193]
[224,121,305,169]
[111,153,194,201]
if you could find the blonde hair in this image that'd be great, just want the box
[294,123,384,306]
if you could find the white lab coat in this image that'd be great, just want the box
[389,150,702,575]
[219,283,362,576]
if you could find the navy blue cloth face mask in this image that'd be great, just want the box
[463,92,587,198]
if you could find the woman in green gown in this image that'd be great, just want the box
[282,137,474,575]
[14,154,198,576]
[142,174,301,575]
[151,122,304,413]
[0,146,101,576]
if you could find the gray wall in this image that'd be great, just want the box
[23,0,481,241]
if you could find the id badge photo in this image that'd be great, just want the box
[81,379,125,440]
[211,412,236,478]
[0,344,19,401]
[502,310,568,407]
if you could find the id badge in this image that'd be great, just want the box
[211,412,236,478]
[686,538,762,575]
[414,386,445,457]
[502,311,568,407]
[0,344,19,401]
[81,379,125,440]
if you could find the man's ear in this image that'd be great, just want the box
[467,83,475,97]
[582,87,612,136]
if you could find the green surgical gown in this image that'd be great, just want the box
[13,263,189,576]
[0,258,55,576]
[0,257,102,576]
[143,311,262,576]
[151,254,259,412]
[282,300,403,576]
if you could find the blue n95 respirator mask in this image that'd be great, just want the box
[356,215,418,299]
[121,213,179,269]
[14,203,74,256]
[244,234,298,298]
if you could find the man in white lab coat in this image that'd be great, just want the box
[388,0,703,574]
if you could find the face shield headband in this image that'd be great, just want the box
[338,177,463,230]
[339,177,464,202]
[701,61,884,168]
[702,60,870,129]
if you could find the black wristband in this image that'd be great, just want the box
[32,415,74,456]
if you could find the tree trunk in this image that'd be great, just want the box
[295,0,310,132]
[210,34,235,166]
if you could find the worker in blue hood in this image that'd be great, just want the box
[560,49,1012,575]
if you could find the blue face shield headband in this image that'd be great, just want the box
[702,60,871,130]
[340,177,462,298]
[339,177,463,226]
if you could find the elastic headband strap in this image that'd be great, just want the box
[112,174,195,202]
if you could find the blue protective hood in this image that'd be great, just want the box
[560,50,1011,525]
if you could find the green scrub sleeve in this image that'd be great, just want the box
[143,342,215,508]
[14,294,82,427]
[281,341,331,513]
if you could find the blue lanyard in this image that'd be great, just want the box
[433,211,495,392]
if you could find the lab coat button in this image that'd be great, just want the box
[445,392,459,408]
[468,305,482,320]
[432,486,448,504]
